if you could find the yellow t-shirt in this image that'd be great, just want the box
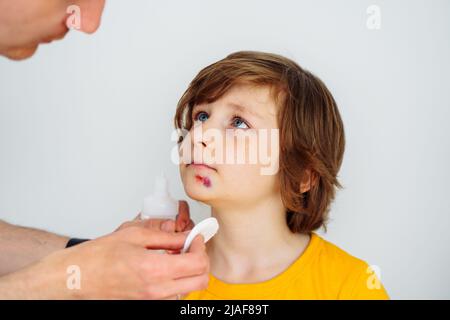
[185,233,389,300]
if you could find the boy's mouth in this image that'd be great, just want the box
[186,162,217,172]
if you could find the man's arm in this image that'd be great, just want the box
[0,226,208,299]
[0,220,69,276]
[0,200,194,277]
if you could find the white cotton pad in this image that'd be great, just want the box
[181,217,219,253]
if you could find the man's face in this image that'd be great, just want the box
[0,0,105,60]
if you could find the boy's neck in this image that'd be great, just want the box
[207,195,311,284]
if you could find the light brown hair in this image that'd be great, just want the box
[174,51,345,233]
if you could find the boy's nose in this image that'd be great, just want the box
[76,0,106,34]
[191,124,211,148]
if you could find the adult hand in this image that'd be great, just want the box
[0,227,209,299]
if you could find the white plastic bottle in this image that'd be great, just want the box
[140,174,178,220]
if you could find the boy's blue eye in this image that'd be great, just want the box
[232,117,249,129]
[193,111,250,129]
[194,111,209,122]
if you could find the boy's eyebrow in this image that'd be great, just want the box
[226,102,263,120]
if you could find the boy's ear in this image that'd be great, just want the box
[300,169,318,193]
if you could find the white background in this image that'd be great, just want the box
[1,0,449,299]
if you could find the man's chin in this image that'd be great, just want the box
[4,45,39,60]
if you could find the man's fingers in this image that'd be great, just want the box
[153,273,210,300]
[123,227,187,250]
[176,200,193,232]
[140,218,175,232]
[161,220,176,232]
[160,235,208,279]
[120,216,176,232]
[188,234,206,254]
[187,219,195,231]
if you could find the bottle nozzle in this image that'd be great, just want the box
[141,173,178,220]
[154,173,168,196]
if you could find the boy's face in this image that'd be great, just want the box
[179,83,281,209]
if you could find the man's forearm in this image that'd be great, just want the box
[0,220,69,276]
[0,247,73,299]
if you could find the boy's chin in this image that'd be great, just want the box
[184,185,216,204]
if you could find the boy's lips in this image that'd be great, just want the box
[186,162,217,172]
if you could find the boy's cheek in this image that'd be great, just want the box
[224,165,278,194]
[220,165,258,189]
